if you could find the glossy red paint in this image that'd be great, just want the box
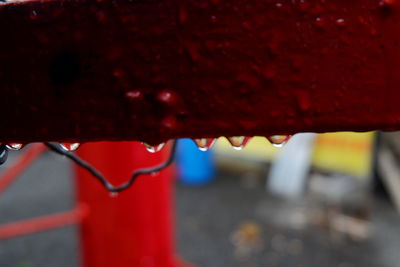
[76,142,177,267]
[0,0,399,144]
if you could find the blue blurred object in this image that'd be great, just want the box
[176,139,216,186]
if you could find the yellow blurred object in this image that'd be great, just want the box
[215,132,374,178]
[311,132,374,178]
[215,137,280,161]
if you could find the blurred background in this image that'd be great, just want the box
[1,132,400,267]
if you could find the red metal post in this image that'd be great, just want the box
[76,142,176,267]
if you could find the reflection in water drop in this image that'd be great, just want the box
[143,142,166,153]
[60,143,80,152]
[227,136,251,150]
[125,90,143,101]
[267,135,292,147]
[6,143,24,151]
[379,0,394,8]
[30,10,38,20]
[151,171,160,177]
[109,192,119,198]
[156,89,176,105]
[315,17,326,28]
[336,18,346,27]
[193,138,217,151]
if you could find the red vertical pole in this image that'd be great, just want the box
[76,142,176,267]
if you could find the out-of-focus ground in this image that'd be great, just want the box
[0,151,78,267]
[176,171,400,267]
[0,135,400,267]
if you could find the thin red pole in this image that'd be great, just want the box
[0,205,88,240]
[76,142,177,267]
[0,144,46,194]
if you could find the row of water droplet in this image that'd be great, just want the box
[0,142,81,165]
[3,142,80,152]
[143,135,292,153]
[1,135,291,154]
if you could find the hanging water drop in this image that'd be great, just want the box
[151,171,160,177]
[193,138,216,151]
[379,0,394,8]
[6,143,24,151]
[336,18,346,27]
[315,17,326,29]
[143,142,166,153]
[156,89,177,105]
[60,143,80,152]
[267,135,292,147]
[227,136,251,150]
[178,6,188,24]
[29,10,38,20]
[0,144,8,165]
[125,89,143,102]
[109,192,119,198]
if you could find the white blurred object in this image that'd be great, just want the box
[309,173,366,205]
[378,146,400,213]
[267,133,316,199]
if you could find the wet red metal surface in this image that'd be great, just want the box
[0,0,399,144]
[76,142,176,267]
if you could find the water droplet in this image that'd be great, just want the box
[156,89,176,104]
[193,138,216,151]
[0,144,8,165]
[267,135,292,147]
[315,17,326,29]
[297,0,310,12]
[6,143,24,151]
[261,66,276,80]
[336,18,346,27]
[296,90,311,111]
[379,0,395,14]
[30,10,38,20]
[379,0,395,8]
[112,68,124,79]
[143,142,166,153]
[125,90,143,101]
[151,171,159,177]
[60,143,80,152]
[227,136,251,150]
[370,27,378,37]
[178,6,188,24]
[161,115,178,130]
[109,192,119,198]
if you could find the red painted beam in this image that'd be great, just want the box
[0,0,399,144]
